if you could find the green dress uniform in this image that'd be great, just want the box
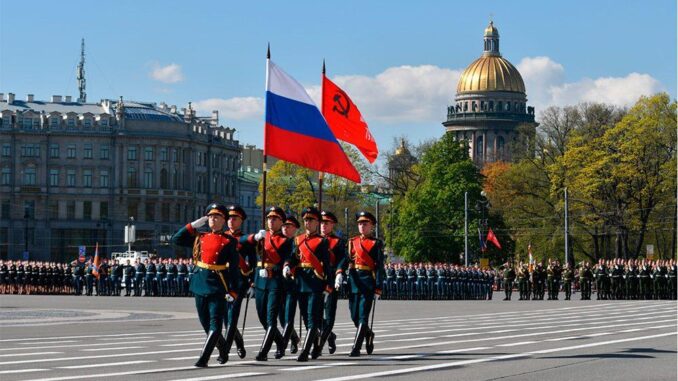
[347,211,385,357]
[171,203,241,367]
[562,267,573,300]
[287,225,331,362]
[312,210,348,358]
[503,265,516,300]
[220,206,258,362]
[250,207,293,361]
[579,265,593,300]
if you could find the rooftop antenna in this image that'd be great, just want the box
[77,38,87,103]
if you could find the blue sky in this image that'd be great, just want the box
[1,0,675,162]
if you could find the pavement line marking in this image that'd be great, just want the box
[97,336,154,341]
[317,332,678,381]
[0,351,62,358]
[19,365,262,381]
[0,369,49,375]
[167,373,269,381]
[435,346,493,354]
[497,341,537,347]
[280,362,357,371]
[4,338,200,350]
[58,360,155,369]
[80,346,145,352]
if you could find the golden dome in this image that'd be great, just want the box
[394,138,410,156]
[457,55,525,93]
[456,22,526,94]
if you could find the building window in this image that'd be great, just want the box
[67,169,76,187]
[1,168,10,185]
[127,201,138,220]
[24,200,35,219]
[143,169,153,189]
[160,147,168,162]
[100,145,110,160]
[67,144,76,159]
[144,147,154,161]
[67,117,76,129]
[49,169,59,186]
[67,201,75,219]
[127,167,137,188]
[83,118,92,129]
[172,149,178,163]
[1,200,9,219]
[1,144,10,157]
[50,117,60,128]
[100,117,109,127]
[175,204,181,222]
[21,144,40,157]
[127,147,137,160]
[22,117,33,130]
[160,168,168,189]
[49,144,59,158]
[83,201,92,220]
[48,201,58,219]
[100,201,109,219]
[161,203,170,222]
[83,144,93,159]
[83,169,92,187]
[145,203,155,221]
[172,170,178,189]
[476,136,484,159]
[23,167,36,185]
[100,170,109,187]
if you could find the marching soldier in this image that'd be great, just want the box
[312,210,347,359]
[144,259,156,296]
[278,216,301,357]
[285,207,331,362]
[406,263,417,299]
[134,259,146,296]
[669,259,677,300]
[503,262,516,300]
[562,263,573,300]
[171,203,240,367]
[177,259,189,297]
[347,211,384,357]
[579,261,593,300]
[122,260,134,296]
[221,205,256,362]
[625,260,639,300]
[249,206,294,361]
[166,259,178,296]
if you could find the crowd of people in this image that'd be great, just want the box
[2,257,675,301]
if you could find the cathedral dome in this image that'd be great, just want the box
[456,22,526,94]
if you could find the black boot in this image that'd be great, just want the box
[216,334,228,364]
[194,330,220,368]
[327,331,337,354]
[290,328,300,354]
[349,324,367,357]
[234,329,246,359]
[365,327,375,355]
[297,328,319,362]
[256,326,276,361]
[274,329,286,359]
[312,327,331,359]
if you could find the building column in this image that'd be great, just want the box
[493,133,498,162]
[482,131,487,163]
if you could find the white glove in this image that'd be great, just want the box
[225,294,235,302]
[254,229,267,241]
[334,273,344,290]
[190,216,208,229]
[247,286,255,298]
[283,265,291,278]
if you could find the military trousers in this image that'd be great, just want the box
[255,287,281,329]
[298,292,324,331]
[322,289,339,332]
[349,292,374,327]
[194,294,226,333]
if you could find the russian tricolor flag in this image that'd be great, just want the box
[265,59,361,183]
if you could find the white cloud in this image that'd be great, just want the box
[150,63,184,84]
[517,56,664,111]
[307,65,461,124]
[193,97,264,121]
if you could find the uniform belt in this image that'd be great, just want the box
[178,272,187,275]
[300,263,316,269]
[257,261,278,269]
[355,264,374,271]
[195,261,228,271]
[147,272,156,275]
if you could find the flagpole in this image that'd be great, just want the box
[262,44,270,228]
[318,59,326,211]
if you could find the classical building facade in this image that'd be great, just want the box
[0,93,240,261]
[443,22,538,165]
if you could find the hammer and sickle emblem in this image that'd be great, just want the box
[332,90,351,118]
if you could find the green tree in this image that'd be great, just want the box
[389,133,484,263]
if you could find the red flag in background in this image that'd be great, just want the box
[92,243,101,280]
[486,228,502,250]
[321,75,378,163]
